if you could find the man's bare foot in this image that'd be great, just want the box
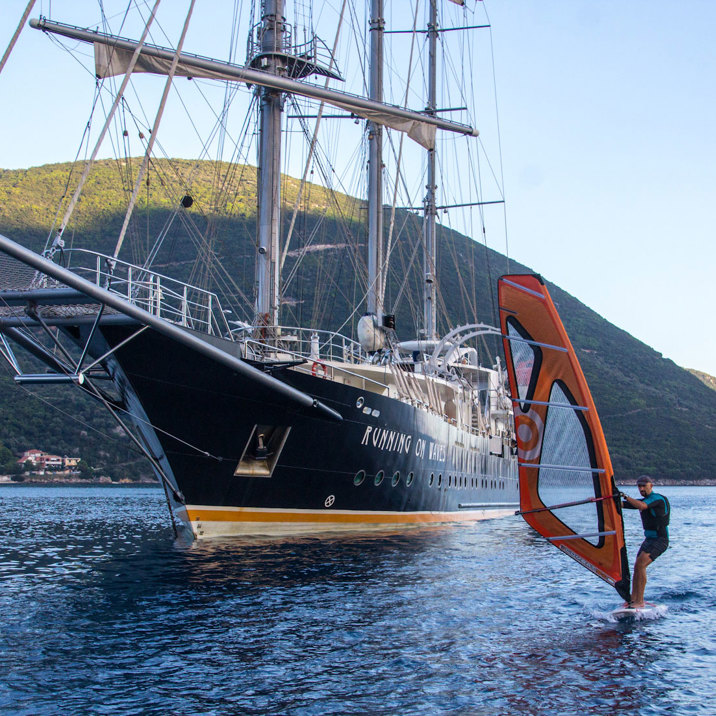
[629,602,646,609]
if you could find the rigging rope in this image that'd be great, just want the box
[383,0,421,311]
[279,0,348,275]
[52,0,163,251]
[0,0,36,76]
[113,0,196,260]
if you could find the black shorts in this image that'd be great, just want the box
[638,537,669,561]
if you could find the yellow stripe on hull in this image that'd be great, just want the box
[177,505,517,538]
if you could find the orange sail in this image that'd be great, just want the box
[498,274,630,600]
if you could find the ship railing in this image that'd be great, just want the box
[240,335,392,393]
[246,23,336,73]
[234,325,367,365]
[65,249,232,337]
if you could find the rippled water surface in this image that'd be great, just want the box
[0,485,713,714]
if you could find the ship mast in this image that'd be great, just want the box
[423,0,438,342]
[29,8,483,338]
[255,0,286,332]
[366,0,384,319]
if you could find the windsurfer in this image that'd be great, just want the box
[621,475,670,608]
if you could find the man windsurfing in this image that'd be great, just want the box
[621,475,670,608]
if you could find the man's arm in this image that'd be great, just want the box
[621,493,647,511]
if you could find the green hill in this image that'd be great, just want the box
[1,160,714,482]
[689,369,716,392]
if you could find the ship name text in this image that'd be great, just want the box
[360,426,446,462]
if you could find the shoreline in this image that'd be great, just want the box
[2,477,715,487]
[0,476,158,486]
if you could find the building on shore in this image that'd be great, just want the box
[17,450,81,472]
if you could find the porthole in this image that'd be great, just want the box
[353,470,366,486]
[374,470,384,486]
[406,472,414,486]
[438,474,443,487]
[356,396,365,409]
[448,475,452,487]
[392,471,401,487]
[429,473,435,487]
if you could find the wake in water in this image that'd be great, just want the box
[591,603,669,623]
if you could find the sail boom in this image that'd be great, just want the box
[518,462,605,473]
[516,493,615,516]
[30,17,479,149]
[548,531,616,542]
[0,233,343,423]
[511,398,589,411]
[501,334,568,353]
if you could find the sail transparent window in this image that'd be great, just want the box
[507,319,541,407]
[537,381,600,544]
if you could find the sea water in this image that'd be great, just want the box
[0,485,713,714]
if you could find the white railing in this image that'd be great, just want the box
[240,335,390,393]
[66,249,232,337]
[278,326,366,364]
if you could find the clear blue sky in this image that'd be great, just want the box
[486,1,716,377]
[2,0,715,376]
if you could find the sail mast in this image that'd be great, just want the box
[367,0,384,319]
[255,0,285,331]
[423,0,438,341]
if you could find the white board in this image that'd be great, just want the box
[610,603,668,621]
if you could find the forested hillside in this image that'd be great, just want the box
[1,161,714,481]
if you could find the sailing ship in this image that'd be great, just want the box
[0,0,521,538]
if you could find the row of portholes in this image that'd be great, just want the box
[353,470,414,487]
[429,474,505,490]
[353,469,507,491]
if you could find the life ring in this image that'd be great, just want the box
[311,361,328,378]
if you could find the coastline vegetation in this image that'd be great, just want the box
[1,160,714,483]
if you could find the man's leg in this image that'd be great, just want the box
[630,550,653,607]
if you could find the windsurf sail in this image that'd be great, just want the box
[498,274,631,601]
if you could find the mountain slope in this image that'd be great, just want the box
[1,160,714,482]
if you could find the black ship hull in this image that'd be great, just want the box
[67,317,518,537]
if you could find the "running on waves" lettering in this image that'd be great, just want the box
[360,426,412,454]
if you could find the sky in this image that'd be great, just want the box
[1,0,715,376]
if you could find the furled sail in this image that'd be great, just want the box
[498,274,630,600]
[15,14,464,152]
[94,44,437,149]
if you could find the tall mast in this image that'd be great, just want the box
[255,0,285,331]
[367,0,384,318]
[423,0,438,341]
